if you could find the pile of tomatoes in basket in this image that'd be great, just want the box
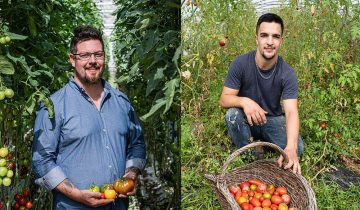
[228,179,296,210]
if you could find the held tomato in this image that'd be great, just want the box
[100,193,106,199]
[104,189,117,199]
[271,195,283,205]
[101,183,114,193]
[276,186,287,195]
[113,178,135,195]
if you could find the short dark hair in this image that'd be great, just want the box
[256,13,284,35]
[70,25,104,53]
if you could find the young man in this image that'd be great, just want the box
[220,13,303,174]
[32,26,146,209]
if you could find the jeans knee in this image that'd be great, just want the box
[225,108,244,125]
[297,136,304,156]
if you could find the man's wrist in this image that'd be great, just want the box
[125,166,141,175]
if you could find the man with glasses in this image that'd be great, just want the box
[32,25,146,209]
[220,13,303,174]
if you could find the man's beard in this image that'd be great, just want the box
[75,67,103,85]
[261,49,276,60]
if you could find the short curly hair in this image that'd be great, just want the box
[70,25,104,54]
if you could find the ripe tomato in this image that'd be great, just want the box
[270,204,278,210]
[263,208,271,210]
[267,184,275,194]
[14,193,22,202]
[250,198,261,207]
[253,207,262,210]
[240,181,250,191]
[271,195,283,205]
[248,179,264,186]
[278,203,289,210]
[248,191,255,197]
[276,186,287,195]
[19,197,27,206]
[234,190,242,200]
[240,203,252,210]
[321,122,326,129]
[256,183,267,193]
[282,194,291,204]
[229,185,240,194]
[259,196,264,202]
[23,189,30,197]
[113,178,135,195]
[236,196,248,205]
[26,201,33,209]
[0,201,3,209]
[13,202,20,210]
[219,39,226,47]
[261,199,271,207]
[104,189,117,199]
[100,192,106,199]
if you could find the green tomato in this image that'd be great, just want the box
[89,185,100,192]
[0,92,5,100]
[250,184,257,191]
[6,169,13,178]
[0,158,6,167]
[0,37,6,45]
[0,147,8,157]
[0,167,8,177]
[2,177,11,186]
[4,36,10,43]
[4,88,14,98]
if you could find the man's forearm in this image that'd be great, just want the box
[285,110,300,150]
[55,179,82,202]
[220,94,247,108]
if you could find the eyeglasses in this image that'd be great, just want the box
[72,51,105,61]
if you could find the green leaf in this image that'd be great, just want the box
[146,65,167,96]
[25,96,36,115]
[140,98,167,121]
[163,78,179,113]
[172,45,181,71]
[139,18,150,30]
[6,32,28,40]
[0,55,15,75]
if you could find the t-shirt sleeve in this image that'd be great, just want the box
[224,57,243,90]
[282,68,298,100]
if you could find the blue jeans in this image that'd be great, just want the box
[225,108,304,156]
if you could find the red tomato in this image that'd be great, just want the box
[23,189,30,198]
[267,184,275,194]
[321,122,326,129]
[282,194,291,204]
[274,191,279,196]
[254,192,262,199]
[259,196,264,202]
[240,203,252,210]
[26,201,33,209]
[248,191,255,197]
[234,190,242,200]
[253,207,262,210]
[240,181,250,191]
[100,193,106,199]
[248,179,264,186]
[276,186,287,195]
[250,198,261,207]
[229,185,240,194]
[219,39,226,47]
[271,195,284,205]
[241,191,249,198]
[13,202,20,210]
[8,162,15,170]
[19,197,27,206]
[0,202,3,209]
[256,183,267,193]
[262,199,271,207]
[270,204,278,210]
[14,193,22,202]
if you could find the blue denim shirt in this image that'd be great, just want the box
[32,77,146,209]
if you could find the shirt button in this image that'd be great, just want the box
[103,129,106,132]
[108,165,112,168]
[106,146,110,149]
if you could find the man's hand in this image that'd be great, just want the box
[56,179,114,208]
[242,97,268,126]
[118,168,139,198]
[277,147,301,174]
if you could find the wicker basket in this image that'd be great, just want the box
[205,142,317,210]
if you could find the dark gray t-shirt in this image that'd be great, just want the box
[224,51,298,116]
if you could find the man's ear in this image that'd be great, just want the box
[70,54,76,68]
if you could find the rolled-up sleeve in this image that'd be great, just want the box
[32,104,66,190]
[125,106,146,172]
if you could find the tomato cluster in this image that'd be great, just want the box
[12,189,33,210]
[0,36,11,45]
[88,178,135,199]
[0,147,15,187]
[0,88,15,101]
[228,179,296,210]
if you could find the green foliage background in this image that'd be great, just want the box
[181,0,360,209]
[0,0,102,208]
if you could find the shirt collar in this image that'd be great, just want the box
[69,76,111,96]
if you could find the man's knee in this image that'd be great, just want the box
[225,108,245,124]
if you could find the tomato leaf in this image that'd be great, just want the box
[0,55,15,75]
[6,32,28,40]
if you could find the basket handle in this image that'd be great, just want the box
[215,142,290,209]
